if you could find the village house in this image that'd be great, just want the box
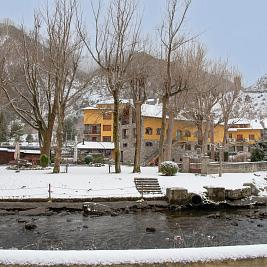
[82,100,264,165]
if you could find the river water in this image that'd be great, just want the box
[1,208,267,250]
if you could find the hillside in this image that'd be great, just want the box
[241,75,267,119]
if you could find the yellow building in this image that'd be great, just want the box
[82,101,263,163]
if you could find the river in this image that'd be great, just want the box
[0,208,267,250]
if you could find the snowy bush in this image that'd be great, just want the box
[40,154,49,168]
[159,161,179,176]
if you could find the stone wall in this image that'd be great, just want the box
[207,161,267,174]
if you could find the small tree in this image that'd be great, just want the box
[40,154,49,168]
[251,147,265,162]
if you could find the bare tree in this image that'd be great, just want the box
[158,0,191,167]
[126,52,155,172]
[184,51,229,155]
[43,0,86,173]
[219,75,242,147]
[79,0,140,173]
[163,44,198,161]
[0,19,58,159]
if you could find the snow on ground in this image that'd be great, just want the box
[0,165,266,199]
[1,244,267,265]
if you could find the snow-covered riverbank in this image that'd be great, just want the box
[0,165,266,200]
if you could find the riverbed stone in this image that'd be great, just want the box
[166,187,188,204]
[146,227,156,233]
[24,222,37,230]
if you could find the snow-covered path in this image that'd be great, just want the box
[0,165,266,199]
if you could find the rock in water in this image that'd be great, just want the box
[146,227,156,233]
[25,222,37,230]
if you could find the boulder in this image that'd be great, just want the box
[225,189,243,200]
[243,183,260,196]
[166,187,188,204]
[205,187,225,201]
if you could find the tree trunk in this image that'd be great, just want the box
[53,107,64,173]
[164,109,174,161]
[133,101,142,173]
[197,120,203,147]
[202,120,210,155]
[222,122,229,162]
[40,128,53,160]
[210,121,215,160]
[158,95,168,170]
[113,90,121,173]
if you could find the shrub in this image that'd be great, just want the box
[84,155,93,164]
[92,153,104,164]
[251,147,265,162]
[40,154,49,168]
[159,161,179,176]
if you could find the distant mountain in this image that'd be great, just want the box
[245,75,267,93]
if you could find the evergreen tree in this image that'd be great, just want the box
[26,134,34,143]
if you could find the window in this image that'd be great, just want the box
[145,127,153,135]
[92,137,97,142]
[236,134,243,141]
[122,129,128,139]
[236,145,244,152]
[229,133,233,139]
[103,136,111,142]
[176,130,182,140]
[123,143,128,148]
[185,143,191,151]
[103,125,112,131]
[249,134,255,141]
[156,128,161,135]
[145,142,153,147]
[184,130,191,138]
[84,124,101,134]
[103,112,112,120]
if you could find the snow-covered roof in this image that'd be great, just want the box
[0,147,40,154]
[141,103,162,118]
[97,99,132,105]
[141,103,187,120]
[77,141,114,150]
[227,118,263,130]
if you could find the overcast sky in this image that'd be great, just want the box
[1,0,267,87]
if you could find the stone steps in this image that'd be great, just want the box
[134,178,162,195]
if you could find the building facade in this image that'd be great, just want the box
[83,102,263,164]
